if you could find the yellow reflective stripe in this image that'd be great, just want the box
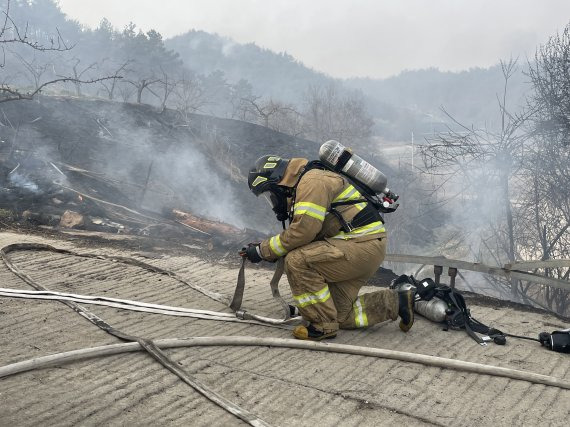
[269,235,287,256]
[294,202,326,221]
[333,185,361,203]
[333,185,354,202]
[251,176,268,187]
[354,296,368,327]
[295,202,327,214]
[299,210,325,221]
[293,285,331,308]
[345,191,361,202]
[355,202,367,211]
[332,221,385,240]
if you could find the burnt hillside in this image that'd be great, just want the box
[0,96,319,234]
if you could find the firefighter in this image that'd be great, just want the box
[241,155,414,341]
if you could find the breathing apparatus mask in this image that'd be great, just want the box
[248,155,293,226]
[263,186,291,223]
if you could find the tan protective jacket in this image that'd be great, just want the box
[259,159,386,261]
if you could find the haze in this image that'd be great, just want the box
[57,0,570,78]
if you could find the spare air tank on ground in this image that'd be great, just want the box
[415,298,448,323]
[319,140,388,194]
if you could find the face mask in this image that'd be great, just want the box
[263,187,290,222]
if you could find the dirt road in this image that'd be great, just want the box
[0,230,568,426]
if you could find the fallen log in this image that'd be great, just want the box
[172,209,246,236]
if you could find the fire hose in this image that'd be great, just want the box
[0,243,275,427]
[0,287,296,327]
[1,336,569,390]
[1,242,570,427]
[230,256,293,321]
[0,243,300,326]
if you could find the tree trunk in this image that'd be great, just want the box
[109,80,116,100]
[137,80,144,103]
[139,160,154,208]
[502,173,518,301]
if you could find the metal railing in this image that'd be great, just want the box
[384,254,570,291]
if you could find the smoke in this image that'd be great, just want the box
[378,137,519,298]
[8,171,40,194]
[86,103,255,229]
[221,40,237,57]
[447,161,509,259]
[0,94,281,233]
[150,145,248,227]
[4,141,69,196]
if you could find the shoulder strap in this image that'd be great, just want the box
[447,289,508,346]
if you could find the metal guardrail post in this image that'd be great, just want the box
[449,267,458,289]
[434,265,443,285]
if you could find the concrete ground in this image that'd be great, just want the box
[0,230,568,426]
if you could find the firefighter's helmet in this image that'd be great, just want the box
[247,155,290,196]
[248,155,291,223]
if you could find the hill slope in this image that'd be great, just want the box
[166,30,332,104]
[0,96,319,231]
[166,31,529,140]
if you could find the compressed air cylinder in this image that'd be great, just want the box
[414,298,448,323]
[319,140,388,194]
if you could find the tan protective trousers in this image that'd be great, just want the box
[284,237,398,334]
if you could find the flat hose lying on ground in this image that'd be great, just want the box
[2,242,568,426]
[0,287,299,328]
[0,243,301,326]
[1,336,569,390]
[0,243,230,304]
[0,243,272,427]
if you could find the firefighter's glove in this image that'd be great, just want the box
[239,243,263,263]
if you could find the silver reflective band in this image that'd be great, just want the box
[353,296,368,327]
[293,285,331,308]
[333,185,361,203]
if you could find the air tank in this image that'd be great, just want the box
[319,140,388,194]
[415,298,448,323]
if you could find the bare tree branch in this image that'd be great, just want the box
[0,1,72,52]
[0,76,120,103]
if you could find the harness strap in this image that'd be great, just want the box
[349,203,384,229]
[465,321,486,345]
[330,199,384,233]
[292,161,386,233]
[447,290,507,346]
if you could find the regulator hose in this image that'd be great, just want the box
[0,336,568,390]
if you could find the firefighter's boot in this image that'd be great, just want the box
[293,324,337,341]
[398,289,415,332]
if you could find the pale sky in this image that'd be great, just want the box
[57,0,570,79]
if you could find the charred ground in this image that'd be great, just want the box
[0,95,321,244]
